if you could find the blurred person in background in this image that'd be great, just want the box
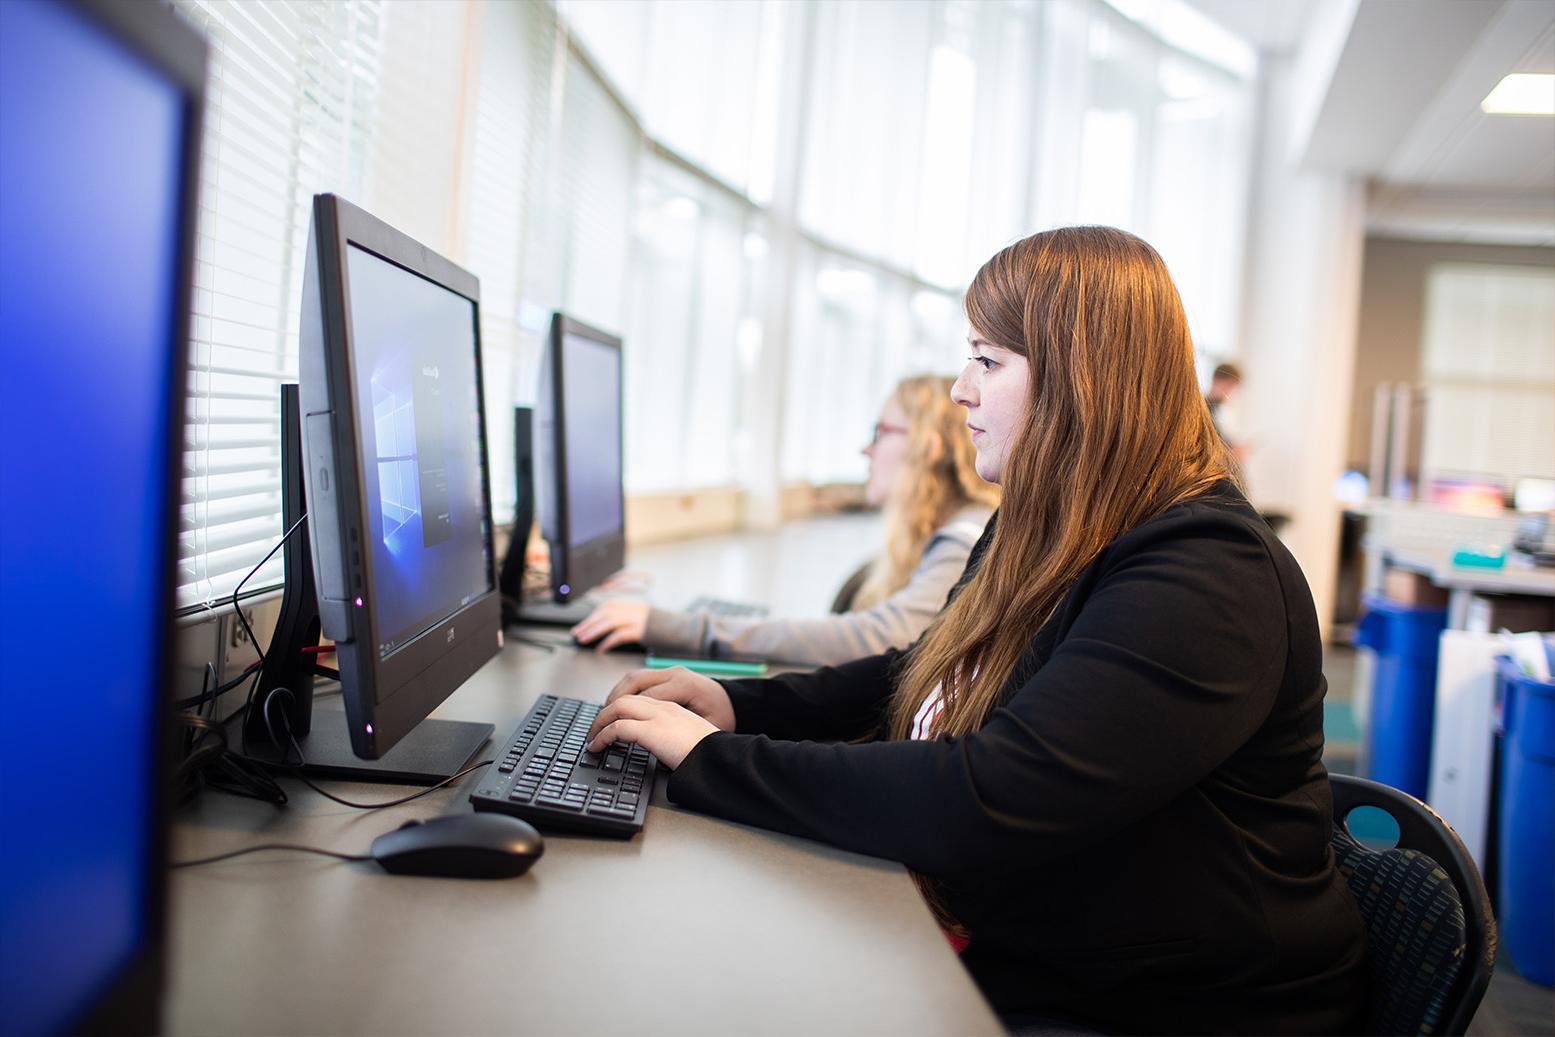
[572,374,998,665]
[1205,360,1247,461]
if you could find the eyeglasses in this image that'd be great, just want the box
[867,421,909,447]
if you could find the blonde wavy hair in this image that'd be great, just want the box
[852,375,999,611]
[886,227,1237,931]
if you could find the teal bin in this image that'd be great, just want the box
[1495,655,1555,987]
[1354,593,1447,798]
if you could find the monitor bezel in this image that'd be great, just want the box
[301,193,501,760]
[50,0,206,1033]
[544,312,626,602]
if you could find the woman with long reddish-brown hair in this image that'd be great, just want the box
[586,227,1369,1033]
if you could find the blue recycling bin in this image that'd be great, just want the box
[1495,655,1555,987]
[1353,593,1447,798]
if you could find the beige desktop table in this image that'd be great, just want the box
[166,515,1003,1036]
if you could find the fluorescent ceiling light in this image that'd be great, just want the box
[1481,73,1555,115]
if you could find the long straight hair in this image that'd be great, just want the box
[852,375,999,610]
[887,228,1235,923]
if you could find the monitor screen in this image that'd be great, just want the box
[562,331,624,547]
[297,195,499,767]
[532,314,625,603]
[1514,477,1555,514]
[0,0,195,1032]
[345,244,493,660]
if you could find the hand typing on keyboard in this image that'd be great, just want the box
[585,666,736,769]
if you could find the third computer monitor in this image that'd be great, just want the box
[535,313,625,603]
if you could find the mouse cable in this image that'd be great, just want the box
[172,843,371,868]
[258,688,493,811]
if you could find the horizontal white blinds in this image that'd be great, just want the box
[160,0,1262,609]
[172,0,382,608]
[464,0,557,523]
[169,0,548,609]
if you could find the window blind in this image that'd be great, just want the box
[162,0,1263,608]
[172,0,382,609]
[464,0,558,523]
[553,45,637,336]
[170,0,567,608]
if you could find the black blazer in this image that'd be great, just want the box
[667,483,1369,1034]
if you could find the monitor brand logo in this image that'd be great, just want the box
[447,626,455,643]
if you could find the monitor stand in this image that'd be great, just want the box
[243,385,493,785]
[496,405,600,630]
[244,699,492,785]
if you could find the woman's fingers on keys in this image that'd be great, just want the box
[607,666,675,704]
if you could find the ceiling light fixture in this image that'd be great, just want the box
[1481,73,1555,116]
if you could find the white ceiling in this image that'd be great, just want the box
[1185,0,1555,245]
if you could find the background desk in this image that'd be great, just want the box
[1379,546,1555,629]
[1354,501,1555,871]
[167,514,1002,1035]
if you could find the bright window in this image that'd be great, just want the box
[171,0,1257,607]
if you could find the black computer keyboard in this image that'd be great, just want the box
[468,695,657,837]
[685,595,769,619]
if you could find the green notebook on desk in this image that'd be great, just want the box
[644,652,769,677]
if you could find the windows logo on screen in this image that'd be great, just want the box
[372,378,420,552]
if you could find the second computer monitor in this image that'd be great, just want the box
[299,193,500,762]
[535,313,625,602]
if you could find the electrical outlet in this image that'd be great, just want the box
[229,609,250,648]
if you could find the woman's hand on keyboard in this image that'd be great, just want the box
[605,666,736,733]
[584,692,719,769]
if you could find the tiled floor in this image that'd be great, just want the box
[1323,641,1554,1036]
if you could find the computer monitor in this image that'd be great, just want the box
[1514,477,1555,514]
[295,193,499,769]
[535,313,626,603]
[0,1,204,1033]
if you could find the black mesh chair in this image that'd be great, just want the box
[1330,774,1498,1035]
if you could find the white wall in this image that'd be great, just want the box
[1237,52,1367,640]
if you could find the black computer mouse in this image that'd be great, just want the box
[370,813,544,879]
[571,633,648,654]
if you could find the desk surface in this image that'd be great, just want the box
[1379,545,1555,597]
[167,515,1001,1036]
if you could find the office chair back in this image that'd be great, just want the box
[1329,773,1496,1036]
[829,561,871,614]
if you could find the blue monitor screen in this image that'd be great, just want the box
[345,244,492,661]
[0,1,186,1034]
[562,333,623,547]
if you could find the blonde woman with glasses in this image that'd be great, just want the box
[583,227,1368,1034]
[572,374,998,666]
